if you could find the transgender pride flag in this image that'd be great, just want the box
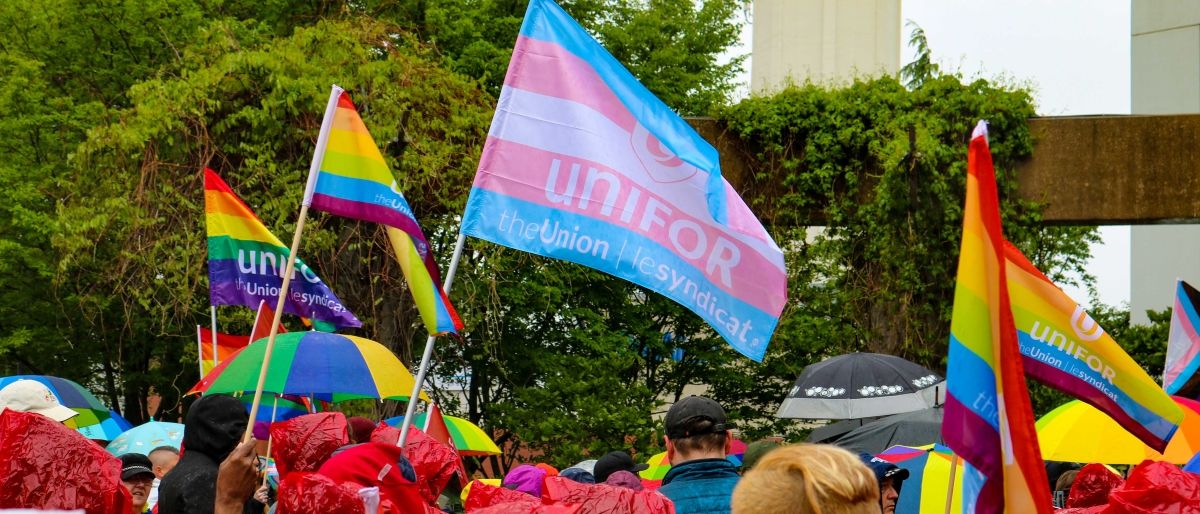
[1165,279,1200,397]
[461,0,786,361]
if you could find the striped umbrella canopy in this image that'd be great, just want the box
[875,444,963,514]
[1036,395,1200,464]
[106,421,185,456]
[0,375,110,426]
[190,332,428,402]
[383,413,502,456]
[238,394,328,422]
[76,409,133,441]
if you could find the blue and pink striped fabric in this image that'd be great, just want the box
[1165,279,1200,397]
[461,0,786,360]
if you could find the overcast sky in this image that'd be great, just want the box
[736,0,1133,308]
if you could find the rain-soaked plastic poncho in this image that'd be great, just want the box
[0,409,133,514]
[318,440,440,514]
[371,423,465,503]
[276,472,366,513]
[465,475,675,514]
[270,412,348,479]
[1067,463,1125,508]
[1058,460,1200,514]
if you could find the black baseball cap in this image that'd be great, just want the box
[593,451,649,483]
[665,396,729,439]
[119,453,156,481]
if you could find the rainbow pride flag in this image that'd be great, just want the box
[205,169,360,328]
[1006,242,1183,452]
[196,327,249,375]
[459,0,786,360]
[943,122,1051,514]
[1165,279,1200,397]
[302,88,463,336]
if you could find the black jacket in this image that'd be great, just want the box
[157,394,259,514]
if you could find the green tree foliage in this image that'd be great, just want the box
[0,0,1112,469]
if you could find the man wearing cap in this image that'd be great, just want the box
[0,379,79,423]
[121,453,158,513]
[858,453,910,514]
[658,396,740,513]
[593,451,648,484]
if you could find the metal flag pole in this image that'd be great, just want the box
[395,232,467,449]
[210,306,219,368]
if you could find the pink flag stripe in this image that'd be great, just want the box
[506,35,637,132]
[1167,299,1200,379]
[473,136,786,314]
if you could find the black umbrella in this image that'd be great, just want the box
[834,406,944,455]
[776,352,944,419]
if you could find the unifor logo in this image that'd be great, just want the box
[630,124,696,184]
[1070,304,1104,341]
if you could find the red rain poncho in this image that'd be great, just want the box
[1067,463,1126,508]
[464,475,675,514]
[1105,460,1200,513]
[270,412,349,478]
[371,423,466,502]
[0,409,133,514]
[318,441,439,514]
[276,472,366,513]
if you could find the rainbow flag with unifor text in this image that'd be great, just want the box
[459,0,786,360]
[302,88,463,336]
[943,122,1051,514]
[205,169,360,328]
[1165,279,1200,397]
[1005,242,1183,451]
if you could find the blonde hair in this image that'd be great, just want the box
[732,444,881,514]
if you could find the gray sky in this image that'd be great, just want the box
[736,0,1132,308]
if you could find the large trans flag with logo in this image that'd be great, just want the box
[1005,242,1182,452]
[461,0,786,361]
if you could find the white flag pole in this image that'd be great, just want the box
[195,325,205,379]
[242,85,341,443]
[210,306,219,367]
[396,232,467,448]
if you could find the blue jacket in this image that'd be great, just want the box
[658,458,740,514]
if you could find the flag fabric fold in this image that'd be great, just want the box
[1165,279,1200,397]
[205,168,360,328]
[943,121,1051,514]
[302,88,463,336]
[1005,243,1184,452]
[459,0,786,360]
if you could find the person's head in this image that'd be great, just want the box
[741,440,781,474]
[664,396,730,465]
[604,470,645,491]
[347,416,376,445]
[148,445,180,478]
[593,450,648,483]
[120,453,157,510]
[1055,469,1079,493]
[731,444,880,514]
[857,453,910,513]
[182,394,249,462]
[502,464,547,497]
[560,467,596,484]
[0,379,78,423]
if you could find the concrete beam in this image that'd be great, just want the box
[689,115,1200,225]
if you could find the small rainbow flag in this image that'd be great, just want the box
[943,122,1051,514]
[196,327,249,375]
[302,86,462,336]
[205,169,360,328]
[1165,279,1200,397]
[1006,242,1183,452]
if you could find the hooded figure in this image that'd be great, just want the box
[157,394,256,514]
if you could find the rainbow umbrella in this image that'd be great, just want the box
[106,421,185,456]
[876,444,963,514]
[0,375,111,426]
[77,409,133,441]
[238,394,328,422]
[190,332,429,402]
[383,413,502,456]
[1036,396,1200,464]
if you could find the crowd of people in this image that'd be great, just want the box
[0,376,918,514]
[5,377,1196,513]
